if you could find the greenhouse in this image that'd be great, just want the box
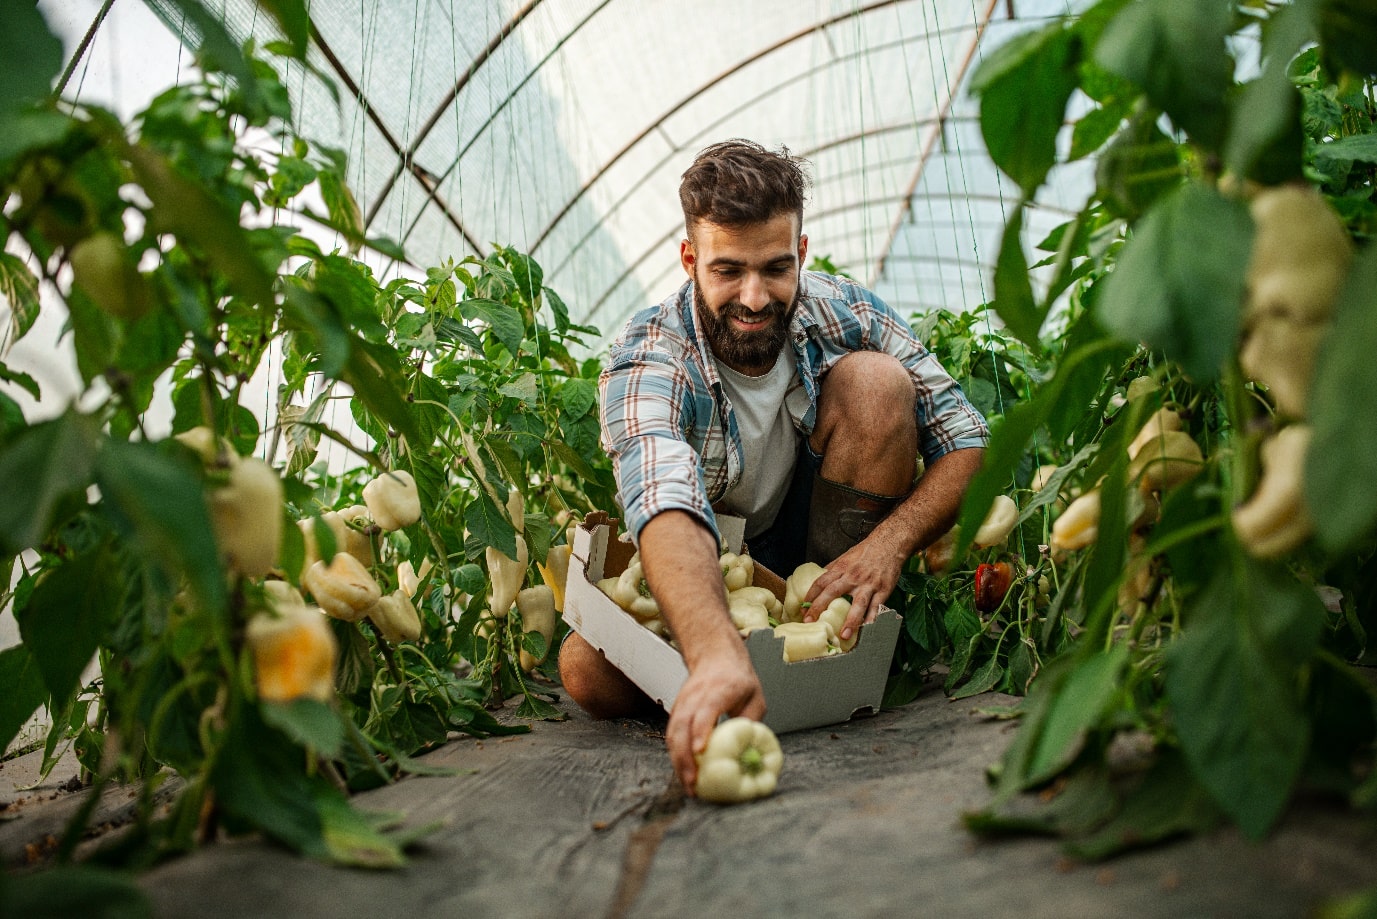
[2,0,1376,915]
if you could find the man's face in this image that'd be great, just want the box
[681,212,808,376]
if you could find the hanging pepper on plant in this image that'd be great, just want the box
[974,561,1013,613]
[486,488,529,618]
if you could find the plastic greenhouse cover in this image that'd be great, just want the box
[137,0,1094,349]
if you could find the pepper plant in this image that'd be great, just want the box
[942,0,1377,864]
[0,0,610,878]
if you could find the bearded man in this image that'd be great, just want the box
[560,139,989,793]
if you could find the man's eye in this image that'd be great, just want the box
[767,264,792,275]
[715,268,739,279]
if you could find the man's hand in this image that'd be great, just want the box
[802,525,906,640]
[639,510,768,794]
[666,654,766,794]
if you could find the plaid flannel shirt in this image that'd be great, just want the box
[599,270,989,544]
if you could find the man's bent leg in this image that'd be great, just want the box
[806,351,918,564]
[558,631,662,720]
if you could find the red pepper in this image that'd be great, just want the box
[975,562,1013,613]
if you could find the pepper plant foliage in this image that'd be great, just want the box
[932,0,1377,858]
[0,3,610,876]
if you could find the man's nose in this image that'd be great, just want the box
[739,272,770,310]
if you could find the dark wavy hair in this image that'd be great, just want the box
[679,139,811,238]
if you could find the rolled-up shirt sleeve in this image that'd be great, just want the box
[600,347,719,546]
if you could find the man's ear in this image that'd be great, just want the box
[798,232,809,267]
[680,238,696,277]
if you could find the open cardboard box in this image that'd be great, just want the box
[562,511,903,734]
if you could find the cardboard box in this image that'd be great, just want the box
[563,511,903,734]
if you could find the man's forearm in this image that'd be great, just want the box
[638,510,753,671]
[874,446,985,559]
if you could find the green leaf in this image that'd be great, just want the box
[465,489,518,560]
[453,562,486,596]
[1308,246,1377,553]
[1312,132,1377,165]
[1094,110,1183,222]
[0,392,23,439]
[515,692,564,721]
[1319,0,1377,77]
[1065,749,1222,860]
[544,286,571,334]
[16,541,121,702]
[0,865,152,919]
[0,251,41,345]
[0,411,99,554]
[0,645,48,753]
[1070,99,1132,161]
[973,23,1082,195]
[460,297,524,360]
[257,0,311,58]
[260,699,345,759]
[1025,645,1127,786]
[126,143,277,307]
[95,440,227,615]
[343,337,423,445]
[1224,1,1314,182]
[1094,0,1234,151]
[951,655,1005,700]
[498,372,539,404]
[559,377,598,419]
[1164,559,1325,838]
[1096,183,1250,381]
[317,168,364,253]
[0,2,62,113]
[501,247,544,304]
[992,205,1043,348]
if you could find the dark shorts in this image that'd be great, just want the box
[742,438,823,578]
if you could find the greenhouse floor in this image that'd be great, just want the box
[4,680,1376,919]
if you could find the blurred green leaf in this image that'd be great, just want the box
[1094,0,1234,151]
[0,865,151,919]
[1165,558,1325,838]
[0,411,99,554]
[0,644,48,754]
[16,540,121,701]
[992,205,1042,348]
[261,698,345,758]
[1097,183,1250,381]
[95,439,227,615]
[0,3,62,113]
[1308,245,1377,553]
[973,23,1082,195]
[0,251,41,345]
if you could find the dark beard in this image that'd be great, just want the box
[694,276,797,372]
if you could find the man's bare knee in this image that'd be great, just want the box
[811,352,917,494]
[558,632,659,720]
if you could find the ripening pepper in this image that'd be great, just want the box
[486,535,529,618]
[209,455,284,579]
[397,557,433,599]
[247,604,338,703]
[1232,424,1314,558]
[1051,490,1101,552]
[923,526,960,574]
[517,584,558,670]
[263,579,306,611]
[1246,186,1352,327]
[728,596,771,636]
[782,562,826,623]
[1125,375,1156,402]
[298,509,374,574]
[773,620,836,662]
[367,590,423,643]
[730,585,783,621]
[537,543,573,613]
[1128,430,1204,493]
[973,495,1019,549]
[1127,409,1183,462]
[694,717,784,804]
[720,552,754,592]
[1030,464,1059,493]
[362,470,421,531]
[303,552,382,622]
[613,560,660,621]
[974,561,1013,613]
[813,597,857,652]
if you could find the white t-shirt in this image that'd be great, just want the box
[716,349,806,537]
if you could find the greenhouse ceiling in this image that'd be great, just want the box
[67,0,1094,349]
